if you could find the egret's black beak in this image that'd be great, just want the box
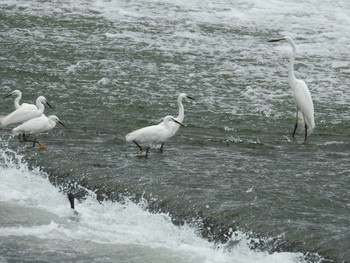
[268,37,285,43]
[58,121,66,128]
[186,95,195,100]
[3,93,13,99]
[46,101,53,109]
[172,118,185,127]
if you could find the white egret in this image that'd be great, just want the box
[3,90,25,109]
[268,36,315,142]
[126,115,185,157]
[13,114,66,149]
[0,96,52,126]
[160,93,194,152]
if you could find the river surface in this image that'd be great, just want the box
[0,0,349,262]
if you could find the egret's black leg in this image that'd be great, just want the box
[23,134,29,142]
[145,147,150,158]
[19,133,39,148]
[133,141,143,152]
[32,138,37,147]
[292,110,299,139]
[160,142,164,153]
[22,133,33,144]
[304,123,308,142]
[23,133,32,142]
[25,136,37,147]
[21,133,25,142]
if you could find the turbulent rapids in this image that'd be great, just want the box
[1,0,349,262]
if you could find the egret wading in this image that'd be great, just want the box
[13,115,66,149]
[126,115,185,158]
[0,96,52,126]
[268,36,315,142]
[160,93,194,152]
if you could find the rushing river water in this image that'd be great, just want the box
[0,0,349,262]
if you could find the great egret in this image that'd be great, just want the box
[0,96,52,126]
[13,114,66,148]
[126,115,185,158]
[160,93,194,152]
[268,36,315,142]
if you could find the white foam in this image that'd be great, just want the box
[3,0,349,115]
[0,144,303,263]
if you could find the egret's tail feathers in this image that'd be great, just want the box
[306,120,315,136]
[311,121,316,131]
[303,114,315,135]
[125,133,132,142]
[307,125,315,136]
[12,129,19,135]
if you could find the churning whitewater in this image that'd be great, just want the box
[1,0,349,262]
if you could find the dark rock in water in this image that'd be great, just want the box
[68,193,75,209]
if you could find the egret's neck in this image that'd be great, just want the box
[177,97,184,122]
[37,101,46,114]
[49,119,57,128]
[288,44,298,89]
[14,93,22,109]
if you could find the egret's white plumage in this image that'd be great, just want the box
[0,96,52,126]
[159,93,194,151]
[170,93,194,137]
[13,115,64,136]
[4,90,34,113]
[4,90,23,109]
[126,115,184,157]
[13,115,65,148]
[268,36,315,141]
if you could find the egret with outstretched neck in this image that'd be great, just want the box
[160,93,194,152]
[0,96,52,126]
[12,114,65,148]
[126,115,185,158]
[268,36,315,142]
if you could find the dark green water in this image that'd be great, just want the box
[1,0,349,262]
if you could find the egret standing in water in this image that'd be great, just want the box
[268,36,315,142]
[13,115,66,149]
[160,93,194,152]
[0,96,52,126]
[126,115,185,158]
